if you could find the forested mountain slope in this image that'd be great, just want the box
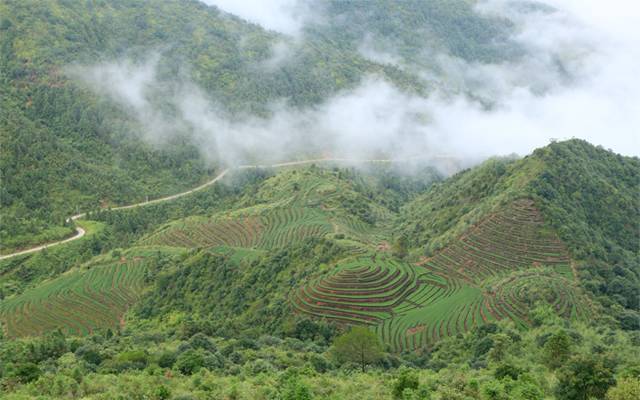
[1,142,638,399]
[399,139,640,329]
[0,0,527,252]
[4,141,635,342]
[0,0,401,251]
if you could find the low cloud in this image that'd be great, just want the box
[201,0,309,36]
[69,0,639,175]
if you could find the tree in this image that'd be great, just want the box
[393,369,420,399]
[555,354,615,400]
[392,235,409,259]
[332,326,383,372]
[606,378,640,400]
[175,349,205,375]
[542,330,572,369]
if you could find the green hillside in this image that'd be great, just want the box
[4,142,631,343]
[0,0,528,252]
[1,0,639,397]
[400,140,640,329]
[1,141,638,399]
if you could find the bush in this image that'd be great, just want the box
[606,378,640,400]
[153,385,172,400]
[112,350,149,371]
[393,369,420,399]
[555,354,615,400]
[189,333,217,352]
[248,359,274,375]
[75,345,103,365]
[11,362,41,383]
[203,351,225,370]
[158,351,177,368]
[282,376,313,400]
[309,353,331,373]
[175,349,205,375]
[480,380,508,400]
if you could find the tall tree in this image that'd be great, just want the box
[332,326,383,372]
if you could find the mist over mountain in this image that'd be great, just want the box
[1,2,639,398]
[195,0,639,160]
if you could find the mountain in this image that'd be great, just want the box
[1,0,639,398]
[1,139,638,398]
[1,141,638,398]
[0,0,528,253]
[399,139,639,328]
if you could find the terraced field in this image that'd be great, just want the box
[293,199,587,351]
[376,286,487,351]
[484,270,588,324]
[291,257,421,325]
[0,258,147,337]
[421,199,571,285]
[140,207,333,250]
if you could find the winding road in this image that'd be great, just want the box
[0,157,416,261]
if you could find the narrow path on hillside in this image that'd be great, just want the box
[0,157,407,260]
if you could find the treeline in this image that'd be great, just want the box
[529,140,640,330]
[1,302,638,399]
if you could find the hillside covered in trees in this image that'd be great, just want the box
[1,0,638,399]
[1,140,639,399]
[0,0,527,253]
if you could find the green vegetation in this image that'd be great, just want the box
[0,0,441,251]
[311,0,520,66]
[0,0,638,394]
[0,250,152,337]
[0,140,637,398]
[399,140,639,329]
[0,303,638,399]
[331,326,383,372]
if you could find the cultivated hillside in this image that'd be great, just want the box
[0,0,528,252]
[1,142,637,399]
[5,142,629,345]
[399,139,640,328]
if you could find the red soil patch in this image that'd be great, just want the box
[407,325,426,336]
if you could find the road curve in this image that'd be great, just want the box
[0,157,414,260]
[0,227,86,261]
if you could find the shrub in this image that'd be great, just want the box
[75,345,103,365]
[11,362,41,383]
[393,369,420,399]
[158,351,177,368]
[606,378,640,400]
[113,350,149,371]
[282,376,313,400]
[153,385,172,400]
[189,333,217,352]
[308,353,331,373]
[176,349,205,375]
